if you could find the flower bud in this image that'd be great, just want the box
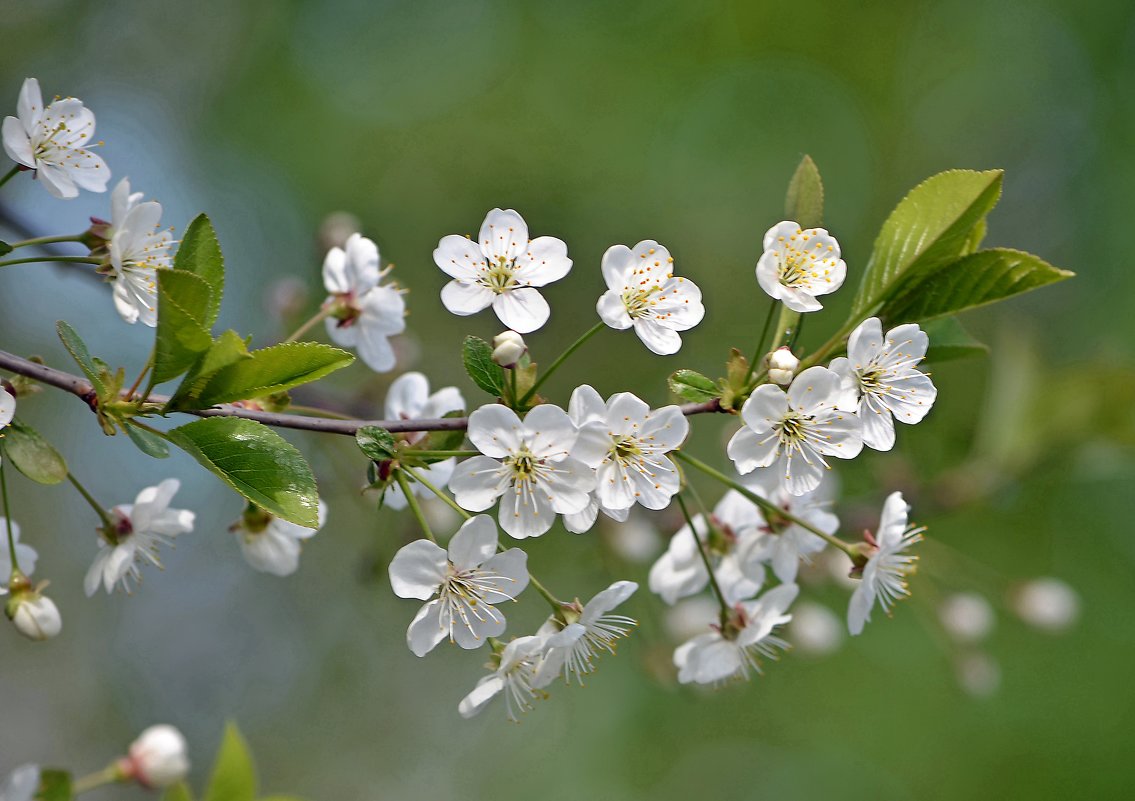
[6,591,62,641]
[122,725,190,789]
[766,347,799,386]
[491,331,527,368]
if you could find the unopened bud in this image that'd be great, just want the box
[6,590,62,641]
[766,347,799,386]
[122,725,190,789]
[492,331,527,368]
[1012,577,1080,633]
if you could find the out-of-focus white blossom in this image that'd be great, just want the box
[1012,577,1080,633]
[322,233,406,372]
[939,592,995,643]
[232,502,327,577]
[382,372,465,511]
[0,764,39,801]
[788,601,843,656]
[122,725,190,788]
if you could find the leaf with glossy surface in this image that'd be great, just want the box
[167,418,319,527]
[668,369,719,403]
[153,269,214,384]
[462,335,504,397]
[190,342,353,408]
[203,723,257,801]
[174,214,225,325]
[167,330,251,410]
[853,169,1003,315]
[784,154,824,229]
[356,426,397,461]
[56,321,106,396]
[3,419,68,484]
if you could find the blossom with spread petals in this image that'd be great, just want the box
[0,764,39,801]
[755,221,846,312]
[734,470,837,584]
[829,317,937,451]
[388,515,528,656]
[382,372,465,510]
[847,491,923,635]
[106,178,173,327]
[84,479,195,596]
[596,240,704,355]
[232,501,327,577]
[458,634,545,721]
[449,404,594,539]
[2,78,108,198]
[322,233,406,372]
[534,580,638,686]
[434,208,571,333]
[727,366,862,495]
[674,583,799,684]
[0,518,37,593]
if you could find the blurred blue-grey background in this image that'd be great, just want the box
[1,1,1133,798]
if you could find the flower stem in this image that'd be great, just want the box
[528,573,564,609]
[744,299,779,383]
[675,492,729,621]
[399,465,470,520]
[0,165,19,190]
[66,471,116,530]
[8,234,85,249]
[0,454,21,573]
[72,765,122,796]
[519,321,604,406]
[283,306,332,343]
[0,255,101,268]
[125,345,156,400]
[673,451,856,558]
[395,470,437,544]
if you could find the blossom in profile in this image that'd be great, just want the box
[458,634,546,721]
[847,491,924,635]
[434,208,572,333]
[381,372,465,510]
[0,385,14,431]
[596,240,705,355]
[755,221,846,312]
[2,77,109,198]
[232,501,327,577]
[84,479,195,596]
[322,233,406,372]
[388,515,529,656]
[0,518,38,593]
[106,178,173,327]
[534,580,638,686]
[829,317,937,451]
[734,470,837,585]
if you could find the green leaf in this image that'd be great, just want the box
[853,169,1003,315]
[189,342,353,408]
[922,317,989,363]
[668,369,719,403]
[203,723,257,801]
[3,419,68,484]
[167,330,252,410]
[462,336,505,397]
[784,154,824,229]
[356,426,397,461]
[161,783,195,801]
[0,240,12,257]
[35,769,72,801]
[153,269,214,384]
[56,321,107,396]
[879,248,1074,325]
[418,410,467,459]
[126,421,171,458]
[168,418,319,527]
[175,214,225,326]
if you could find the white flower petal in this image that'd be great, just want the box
[441,280,494,316]
[492,286,549,333]
[406,600,447,656]
[448,456,507,511]
[447,514,498,572]
[388,539,447,599]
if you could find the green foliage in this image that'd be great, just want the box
[125,421,172,458]
[56,321,108,396]
[153,269,215,384]
[922,317,989,363]
[168,330,252,409]
[174,214,226,326]
[784,154,824,229]
[2,419,68,484]
[167,418,320,527]
[356,425,397,461]
[879,248,1074,324]
[853,169,1003,315]
[35,769,72,801]
[184,343,353,409]
[462,335,505,397]
[0,239,12,257]
[668,369,719,403]
[203,723,258,801]
[161,783,195,801]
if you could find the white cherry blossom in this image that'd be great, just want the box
[847,491,924,635]
[596,240,705,355]
[755,221,846,312]
[0,764,39,801]
[322,233,406,372]
[122,725,190,788]
[434,208,572,333]
[458,634,546,721]
[0,386,15,431]
[534,580,638,686]
[381,372,465,511]
[84,479,195,596]
[0,518,38,593]
[674,583,799,685]
[388,515,529,656]
[829,317,937,450]
[727,365,863,495]
[2,78,109,198]
[566,385,687,533]
[449,404,594,539]
[734,470,838,584]
[232,501,327,577]
[107,179,173,327]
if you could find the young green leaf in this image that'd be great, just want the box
[853,169,1003,315]
[167,330,252,410]
[0,240,12,257]
[356,426,397,461]
[202,723,257,801]
[56,321,107,396]
[188,342,354,408]
[126,421,171,458]
[152,269,215,384]
[784,154,824,229]
[879,248,1074,324]
[3,419,68,484]
[167,418,320,527]
[462,335,505,397]
[668,369,719,403]
[174,214,225,326]
[36,769,72,801]
[922,317,989,363]
[161,783,195,801]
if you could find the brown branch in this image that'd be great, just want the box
[0,349,726,436]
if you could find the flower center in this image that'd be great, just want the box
[621,285,662,319]
[483,257,517,294]
[506,448,541,482]
[776,411,810,444]
[610,435,642,464]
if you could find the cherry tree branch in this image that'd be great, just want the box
[0,349,725,436]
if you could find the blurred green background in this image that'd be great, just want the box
[1,0,1133,798]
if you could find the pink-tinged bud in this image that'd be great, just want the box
[491,331,527,368]
[123,725,190,788]
[766,347,799,386]
[6,591,62,641]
